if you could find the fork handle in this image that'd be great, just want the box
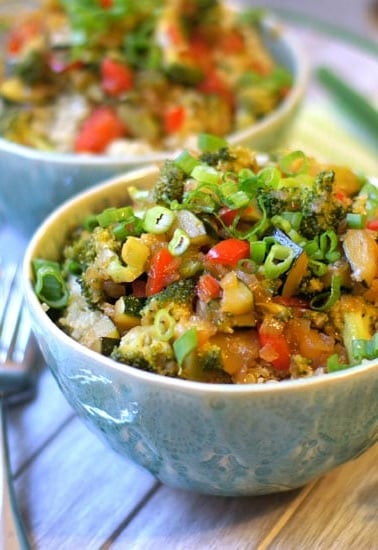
[0,400,31,550]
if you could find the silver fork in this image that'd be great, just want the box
[0,264,38,550]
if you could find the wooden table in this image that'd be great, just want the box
[1,18,378,550]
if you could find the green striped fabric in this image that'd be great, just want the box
[286,100,378,175]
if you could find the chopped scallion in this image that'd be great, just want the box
[327,354,350,372]
[310,274,342,311]
[309,259,328,277]
[32,259,69,309]
[143,206,175,234]
[319,230,341,262]
[173,327,198,366]
[97,206,137,228]
[191,165,220,185]
[174,150,200,174]
[279,151,308,176]
[346,212,366,229]
[257,166,281,188]
[154,309,175,341]
[168,228,190,256]
[250,241,267,263]
[197,133,228,152]
[227,190,250,209]
[352,332,378,362]
[263,244,295,279]
[83,214,99,231]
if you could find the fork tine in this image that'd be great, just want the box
[12,308,33,366]
[0,265,38,395]
[0,265,24,365]
[0,265,34,549]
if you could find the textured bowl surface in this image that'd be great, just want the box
[22,169,378,496]
[0,14,307,236]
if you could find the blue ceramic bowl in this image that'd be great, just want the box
[22,169,378,496]
[0,12,307,236]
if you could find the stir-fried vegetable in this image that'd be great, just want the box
[0,0,292,154]
[33,137,378,383]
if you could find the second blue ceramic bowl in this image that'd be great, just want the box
[0,13,307,236]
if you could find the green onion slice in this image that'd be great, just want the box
[310,274,342,311]
[257,166,281,188]
[97,206,136,228]
[197,133,228,152]
[320,231,341,262]
[346,213,366,229]
[250,241,267,264]
[309,259,328,277]
[191,165,220,185]
[279,151,308,176]
[33,259,69,309]
[173,327,198,365]
[352,332,378,362]
[263,244,295,279]
[327,354,350,373]
[168,228,190,256]
[174,150,200,174]
[143,206,175,234]
[154,309,175,341]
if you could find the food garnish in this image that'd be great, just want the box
[33,136,378,383]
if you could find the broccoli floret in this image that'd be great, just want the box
[148,278,196,307]
[122,296,146,317]
[180,0,219,31]
[63,229,97,274]
[197,343,224,370]
[300,171,350,239]
[153,160,186,206]
[289,354,314,378]
[179,342,233,383]
[197,342,232,382]
[199,147,235,167]
[15,49,51,86]
[112,325,178,376]
[260,170,351,240]
[165,63,204,86]
[64,226,121,307]
[112,295,146,333]
[329,295,378,365]
[141,278,196,324]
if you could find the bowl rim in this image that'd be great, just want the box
[0,14,308,166]
[22,167,378,398]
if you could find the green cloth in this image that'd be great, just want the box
[286,99,378,175]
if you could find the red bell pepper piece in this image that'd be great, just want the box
[218,206,260,226]
[7,18,41,55]
[220,30,245,54]
[187,33,213,70]
[101,58,134,96]
[164,106,186,133]
[196,274,221,303]
[146,248,180,296]
[367,219,378,231]
[198,68,234,106]
[334,190,348,202]
[166,23,184,46]
[205,238,250,267]
[258,326,291,371]
[100,0,113,7]
[74,107,125,153]
[218,207,240,226]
